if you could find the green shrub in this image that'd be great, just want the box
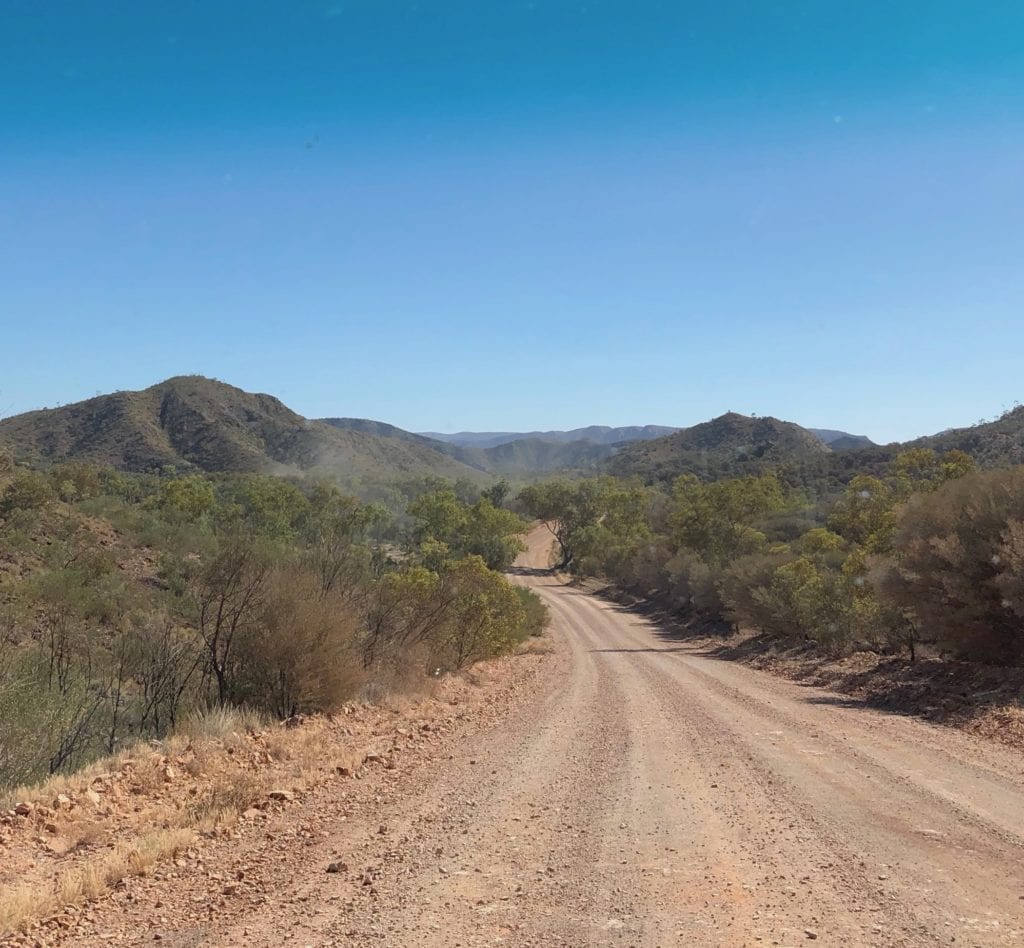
[0,469,54,517]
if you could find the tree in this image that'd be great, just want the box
[827,474,895,550]
[301,484,384,599]
[159,475,216,521]
[408,490,525,570]
[518,479,616,569]
[191,537,271,703]
[482,479,511,509]
[890,448,975,498]
[670,473,785,565]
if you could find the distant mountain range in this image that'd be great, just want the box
[322,419,614,476]
[5,377,1023,490]
[420,425,680,449]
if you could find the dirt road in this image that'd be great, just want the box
[57,529,1024,947]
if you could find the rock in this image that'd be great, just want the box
[805,930,818,940]
[162,765,178,782]
[268,790,294,802]
[54,794,72,810]
[326,862,347,874]
[242,808,263,820]
[14,801,35,817]
[85,789,102,807]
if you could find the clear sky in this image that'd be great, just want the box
[2,1,1022,443]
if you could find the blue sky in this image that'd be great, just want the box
[2,1,1022,442]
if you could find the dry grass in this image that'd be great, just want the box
[0,747,135,812]
[517,635,556,656]
[0,827,193,936]
[184,769,269,831]
[177,705,265,742]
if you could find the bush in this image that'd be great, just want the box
[719,551,795,633]
[665,551,723,616]
[876,468,1024,664]
[235,567,364,718]
[0,469,54,517]
[515,587,549,637]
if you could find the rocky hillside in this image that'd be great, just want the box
[0,377,487,482]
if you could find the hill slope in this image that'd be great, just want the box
[606,412,831,482]
[0,377,488,482]
[908,407,1024,467]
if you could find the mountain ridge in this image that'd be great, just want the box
[0,377,489,483]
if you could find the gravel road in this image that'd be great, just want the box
[53,529,1024,947]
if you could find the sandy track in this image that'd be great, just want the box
[53,530,1024,947]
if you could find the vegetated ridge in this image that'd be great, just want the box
[604,411,833,482]
[0,377,488,482]
[909,405,1024,468]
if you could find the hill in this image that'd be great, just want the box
[0,377,489,482]
[422,425,680,449]
[908,406,1024,467]
[605,412,831,483]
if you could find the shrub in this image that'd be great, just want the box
[515,586,549,637]
[665,551,723,616]
[0,469,54,517]
[876,468,1024,664]
[719,551,795,633]
[235,567,364,717]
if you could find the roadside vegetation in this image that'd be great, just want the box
[0,454,545,793]
[520,447,1024,667]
